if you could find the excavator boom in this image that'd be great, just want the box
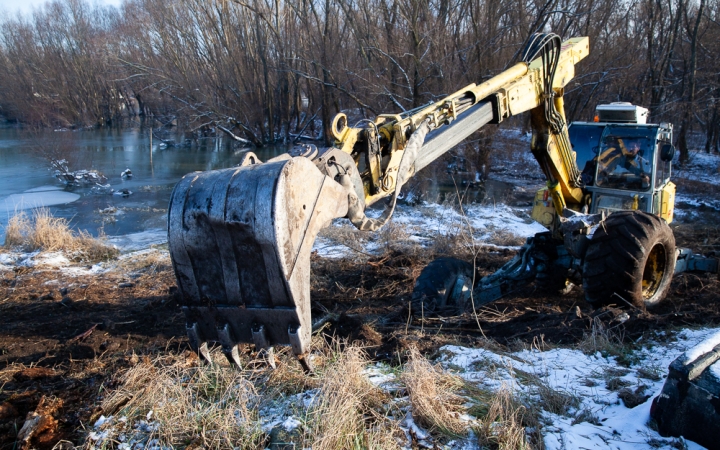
[168,34,589,369]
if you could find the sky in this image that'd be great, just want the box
[0,0,122,17]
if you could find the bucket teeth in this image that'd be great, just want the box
[187,322,212,364]
[289,324,313,373]
[218,323,243,368]
[252,324,276,369]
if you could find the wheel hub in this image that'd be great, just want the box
[642,243,667,299]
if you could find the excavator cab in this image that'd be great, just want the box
[566,104,676,224]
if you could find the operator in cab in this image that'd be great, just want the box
[582,137,651,189]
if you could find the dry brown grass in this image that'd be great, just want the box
[89,343,400,450]
[377,221,412,252]
[576,317,626,358]
[3,212,31,247]
[533,382,580,416]
[2,209,118,262]
[115,248,171,274]
[91,353,265,450]
[260,346,320,397]
[306,345,397,450]
[401,347,467,437]
[487,228,526,247]
[429,230,474,258]
[316,221,368,256]
[476,385,532,450]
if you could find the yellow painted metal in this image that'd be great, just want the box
[531,188,557,230]
[660,182,676,224]
[466,37,589,119]
[331,113,348,141]
[547,181,567,215]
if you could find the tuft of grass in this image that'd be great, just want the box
[487,228,526,247]
[259,345,322,398]
[115,249,171,275]
[576,316,631,362]
[91,354,265,450]
[401,347,467,437]
[605,377,632,391]
[306,345,397,450]
[577,317,649,366]
[3,209,118,262]
[514,369,580,417]
[533,382,581,416]
[3,212,31,247]
[617,385,650,408]
[317,221,366,253]
[636,366,662,381]
[376,221,411,251]
[572,408,600,426]
[476,384,532,450]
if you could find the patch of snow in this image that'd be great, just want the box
[497,128,532,143]
[364,363,402,392]
[61,262,109,276]
[675,194,720,212]
[281,416,302,432]
[106,228,166,252]
[400,410,431,441]
[674,150,720,185]
[94,415,112,428]
[133,419,160,433]
[88,430,111,441]
[40,253,70,266]
[258,390,321,434]
[364,363,396,386]
[389,202,546,241]
[0,251,20,267]
[314,201,545,259]
[312,237,351,259]
[22,251,70,268]
[299,389,319,409]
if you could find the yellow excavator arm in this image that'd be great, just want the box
[332,36,589,214]
[167,33,589,370]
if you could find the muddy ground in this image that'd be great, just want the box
[1,177,719,449]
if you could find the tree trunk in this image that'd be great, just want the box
[677,0,705,164]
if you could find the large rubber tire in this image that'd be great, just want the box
[411,257,475,317]
[583,210,675,309]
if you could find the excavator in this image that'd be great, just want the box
[167,33,718,370]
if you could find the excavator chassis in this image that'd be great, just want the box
[167,34,593,368]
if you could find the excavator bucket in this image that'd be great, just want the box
[168,156,349,370]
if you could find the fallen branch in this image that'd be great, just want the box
[69,324,98,343]
[216,125,251,144]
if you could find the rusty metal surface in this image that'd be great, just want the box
[168,157,348,363]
